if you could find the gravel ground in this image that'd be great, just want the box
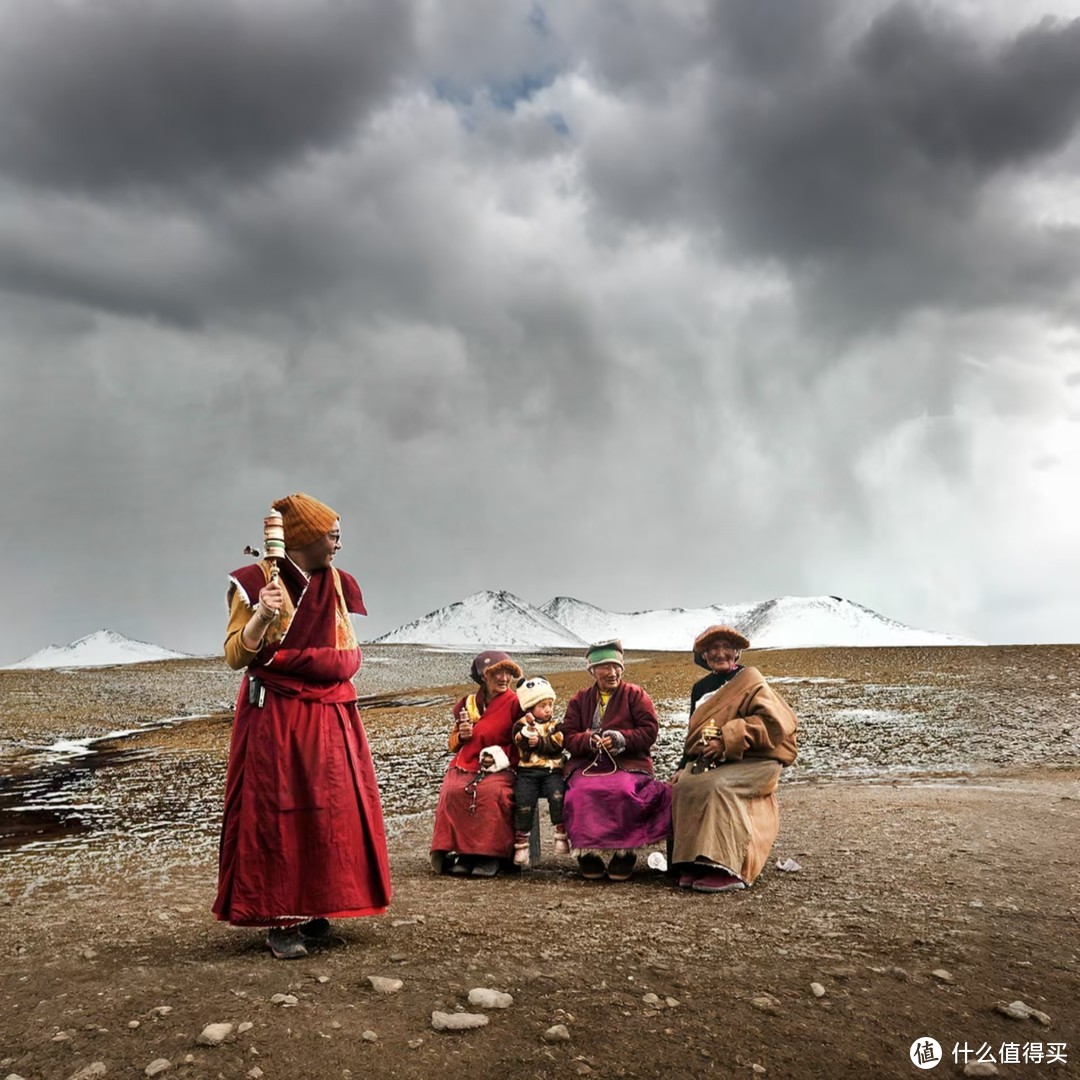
[0,644,1077,1079]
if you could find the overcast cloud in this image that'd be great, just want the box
[2,0,1078,663]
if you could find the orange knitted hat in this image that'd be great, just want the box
[271,492,338,548]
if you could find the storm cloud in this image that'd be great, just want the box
[1,0,1077,664]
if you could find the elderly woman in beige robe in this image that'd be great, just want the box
[670,625,797,893]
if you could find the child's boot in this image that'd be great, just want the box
[513,832,531,866]
[553,825,570,856]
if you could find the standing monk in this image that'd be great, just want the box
[214,492,391,959]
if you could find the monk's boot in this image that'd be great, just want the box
[266,927,309,960]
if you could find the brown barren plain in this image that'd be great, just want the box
[0,645,1078,1079]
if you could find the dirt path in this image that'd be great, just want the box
[2,771,1077,1079]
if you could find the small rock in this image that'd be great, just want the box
[361,1031,378,1042]
[750,995,782,1016]
[237,1022,253,1034]
[144,1060,171,1077]
[367,976,403,995]
[182,1057,194,1065]
[810,983,826,998]
[67,1065,107,1080]
[468,988,513,1009]
[542,1024,571,1043]
[195,1022,234,1046]
[128,1021,140,1030]
[994,1000,1050,1025]
[52,1032,73,1042]
[80,949,98,961]
[665,997,680,1008]
[930,969,954,983]
[963,1064,998,1077]
[641,993,660,1006]
[407,1038,423,1049]
[431,1011,488,1031]
[330,1021,342,1030]
[247,1069,264,1079]
[752,1067,767,1076]
[969,900,984,908]
[270,994,299,1007]
[150,1007,173,1017]
[316,976,330,984]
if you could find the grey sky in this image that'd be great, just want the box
[2,0,1078,663]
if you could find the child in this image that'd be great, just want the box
[512,676,570,865]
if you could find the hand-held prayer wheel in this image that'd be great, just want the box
[700,720,720,747]
[263,508,285,582]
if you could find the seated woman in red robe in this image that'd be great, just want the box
[430,650,523,878]
[213,492,391,960]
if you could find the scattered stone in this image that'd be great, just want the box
[431,1011,488,1032]
[931,969,954,984]
[52,1032,73,1042]
[182,1057,194,1065]
[810,983,826,998]
[775,858,801,872]
[330,1021,342,1030]
[407,1039,423,1049]
[665,997,680,1008]
[247,1069,264,1079]
[969,900,984,908]
[389,954,408,963]
[67,1065,107,1080]
[316,976,330,984]
[4,1074,27,1080]
[543,1024,572,1043]
[963,1064,998,1077]
[270,994,299,1007]
[151,1007,173,1017]
[752,1067,767,1076]
[80,949,98,961]
[468,988,513,1009]
[144,1060,171,1077]
[237,1022,253,1035]
[195,1022,234,1046]
[367,976,403,995]
[128,1021,140,1029]
[750,995,782,1016]
[641,993,661,1006]
[361,1031,378,1042]
[994,1000,1051,1025]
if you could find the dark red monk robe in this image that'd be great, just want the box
[213,557,391,926]
[430,688,521,860]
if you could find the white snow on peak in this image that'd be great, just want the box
[373,592,978,650]
[373,590,588,650]
[543,594,979,650]
[3,629,190,670]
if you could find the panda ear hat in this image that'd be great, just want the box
[516,676,556,711]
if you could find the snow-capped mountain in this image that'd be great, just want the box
[374,590,588,650]
[543,595,977,649]
[2,630,190,670]
[375,592,977,650]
